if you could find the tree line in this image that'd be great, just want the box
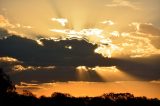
[0,68,160,106]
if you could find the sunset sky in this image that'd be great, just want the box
[0,0,160,98]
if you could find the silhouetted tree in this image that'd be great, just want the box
[51,92,72,98]
[0,68,15,94]
[22,90,36,97]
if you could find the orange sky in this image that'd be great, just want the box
[16,81,160,99]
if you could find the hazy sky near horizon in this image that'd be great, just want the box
[0,0,160,98]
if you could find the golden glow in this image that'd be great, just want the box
[92,66,135,81]
[16,81,160,99]
[76,66,88,72]
[75,66,136,82]
[76,66,89,80]
[36,39,44,46]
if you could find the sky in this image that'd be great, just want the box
[0,0,160,98]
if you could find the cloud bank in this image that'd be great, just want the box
[0,35,160,83]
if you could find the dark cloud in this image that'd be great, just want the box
[7,56,160,83]
[109,57,160,80]
[0,35,107,66]
[0,29,160,83]
[10,66,103,83]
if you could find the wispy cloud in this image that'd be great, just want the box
[0,15,15,28]
[51,18,68,27]
[106,0,140,10]
[15,24,33,29]
[12,65,55,72]
[0,56,20,63]
[100,20,114,26]
[131,22,160,36]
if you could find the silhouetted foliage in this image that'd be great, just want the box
[22,90,36,97]
[0,68,15,94]
[0,68,160,106]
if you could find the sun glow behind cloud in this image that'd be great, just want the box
[0,0,160,99]
[93,66,136,81]
[50,28,122,58]
[76,66,136,81]
[0,0,160,58]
